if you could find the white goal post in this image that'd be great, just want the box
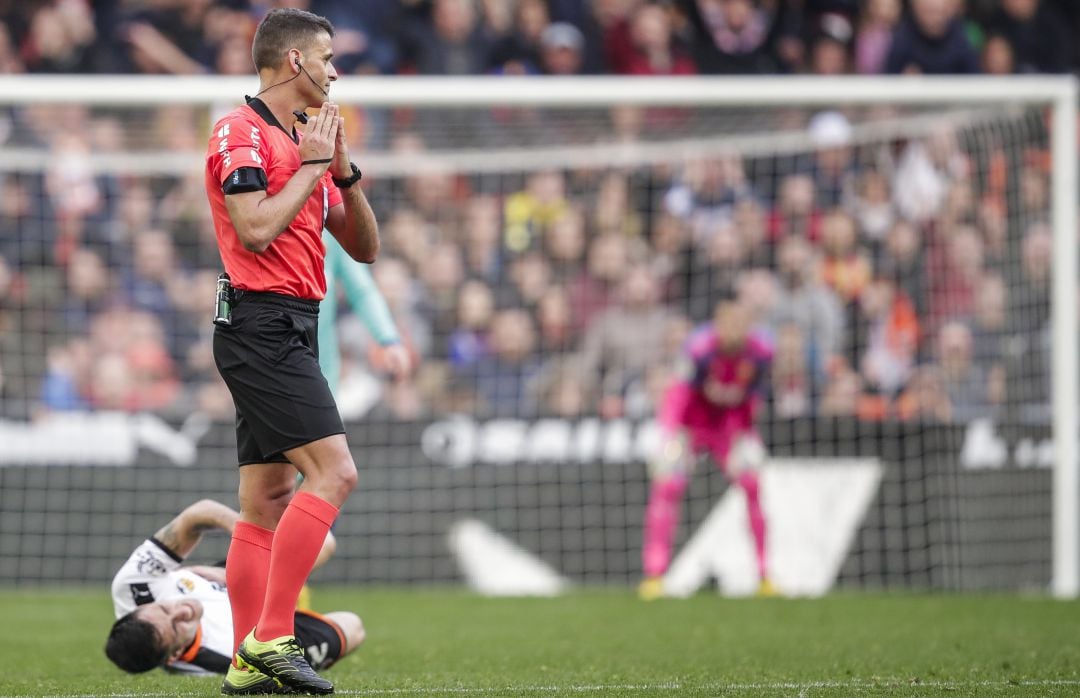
[0,74,1073,596]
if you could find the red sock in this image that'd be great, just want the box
[226,521,274,658]
[255,492,338,641]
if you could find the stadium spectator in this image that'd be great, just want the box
[981,33,1017,75]
[448,279,494,371]
[489,0,552,74]
[1006,223,1052,412]
[771,321,812,418]
[121,229,196,361]
[895,365,953,422]
[768,174,821,242]
[807,110,857,208]
[879,219,928,318]
[858,276,919,397]
[936,321,999,421]
[580,266,677,418]
[568,232,631,333]
[892,125,967,224]
[617,3,695,76]
[118,0,216,75]
[60,247,111,335]
[1011,223,1052,337]
[39,339,90,413]
[678,0,780,74]
[808,12,854,76]
[926,224,983,328]
[399,0,494,76]
[732,197,771,267]
[373,257,432,361]
[819,209,871,306]
[504,170,570,255]
[684,220,746,322]
[593,172,644,238]
[536,286,576,355]
[537,357,594,417]
[665,155,753,248]
[536,21,587,75]
[86,310,180,413]
[419,241,466,341]
[461,195,505,284]
[0,173,54,267]
[473,308,541,416]
[885,0,980,75]
[20,0,95,73]
[770,235,845,376]
[855,0,901,74]
[385,208,437,274]
[1017,164,1051,230]
[506,250,554,311]
[986,0,1071,74]
[818,361,864,418]
[851,169,896,251]
[0,18,24,73]
[544,206,588,283]
[968,272,1010,405]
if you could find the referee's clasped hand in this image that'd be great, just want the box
[299,101,340,172]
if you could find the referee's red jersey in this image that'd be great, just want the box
[205,99,343,300]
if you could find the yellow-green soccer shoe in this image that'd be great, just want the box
[237,631,333,695]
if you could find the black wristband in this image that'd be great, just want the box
[332,162,363,188]
[301,158,333,166]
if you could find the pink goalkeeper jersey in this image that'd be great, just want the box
[659,326,774,436]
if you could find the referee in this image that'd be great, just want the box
[203,8,377,696]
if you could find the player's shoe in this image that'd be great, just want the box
[221,662,291,695]
[296,584,312,611]
[756,578,779,598]
[638,576,665,601]
[237,630,333,695]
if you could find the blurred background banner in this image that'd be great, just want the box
[0,416,1053,593]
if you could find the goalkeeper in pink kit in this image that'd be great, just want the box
[640,297,775,599]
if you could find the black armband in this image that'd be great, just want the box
[222,166,268,195]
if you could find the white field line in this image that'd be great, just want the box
[27,678,1080,697]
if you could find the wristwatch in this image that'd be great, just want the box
[332,162,362,189]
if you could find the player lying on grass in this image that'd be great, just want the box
[640,295,775,600]
[105,499,365,693]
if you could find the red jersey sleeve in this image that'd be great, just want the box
[323,170,344,209]
[208,115,270,186]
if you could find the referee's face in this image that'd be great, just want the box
[299,32,338,105]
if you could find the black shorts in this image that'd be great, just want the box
[294,609,347,670]
[213,291,344,466]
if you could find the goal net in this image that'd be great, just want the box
[0,76,1074,597]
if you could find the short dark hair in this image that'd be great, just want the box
[104,611,168,674]
[252,8,334,72]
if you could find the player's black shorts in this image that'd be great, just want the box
[294,609,347,670]
[213,291,344,466]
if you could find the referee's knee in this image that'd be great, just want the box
[316,460,357,504]
[336,462,358,496]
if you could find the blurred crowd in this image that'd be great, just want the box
[0,0,1067,427]
[0,0,1078,78]
[0,101,1055,426]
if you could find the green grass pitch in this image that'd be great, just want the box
[2,588,1079,697]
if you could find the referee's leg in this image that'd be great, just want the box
[252,434,356,643]
[227,463,296,658]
